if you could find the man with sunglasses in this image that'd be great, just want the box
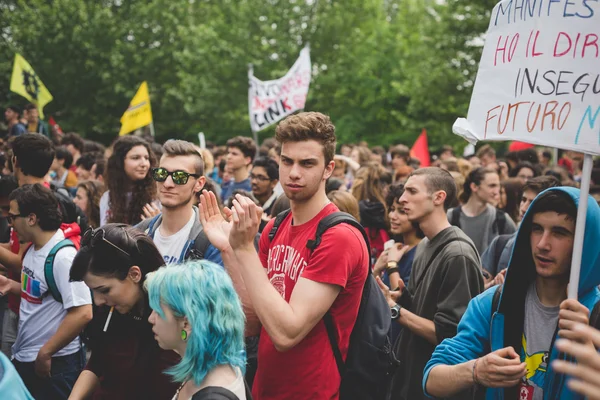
[3,184,92,399]
[137,140,223,266]
[250,157,280,218]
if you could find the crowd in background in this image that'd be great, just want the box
[0,104,600,400]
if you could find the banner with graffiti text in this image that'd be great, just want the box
[453,0,600,155]
[249,46,311,132]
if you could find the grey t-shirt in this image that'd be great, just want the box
[447,204,516,255]
[519,283,560,400]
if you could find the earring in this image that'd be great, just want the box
[181,330,188,341]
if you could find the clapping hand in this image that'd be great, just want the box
[229,194,263,252]
[198,190,234,252]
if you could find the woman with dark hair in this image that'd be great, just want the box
[68,224,179,400]
[498,178,523,223]
[73,180,104,229]
[509,161,540,184]
[372,183,424,290]
[99,136,157,226]
[351,162,392,261]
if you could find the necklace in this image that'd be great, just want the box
[174,380,187,399]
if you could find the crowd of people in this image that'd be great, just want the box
[0,104,600,400]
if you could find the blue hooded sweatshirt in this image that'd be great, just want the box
[423,187,600,400]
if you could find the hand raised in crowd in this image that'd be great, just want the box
[0,274,11,297]
[198,190,234,252]
[373,250,390,277]
[484,269,506,291]
[472,346,526,388]
[388,243,410,265]
[553,323,600,400]
[375,276,404,308]
[140,202,161,221]
[557,298,591,342]
[229,194,263,252]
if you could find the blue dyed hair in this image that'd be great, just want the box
[144,260,246,385]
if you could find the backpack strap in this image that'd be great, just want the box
[492,234,512,275]
[491,284,502,315]
[186,231,212,261]
[590,301,600,330]
[146,214,162,238]
[191,386,241,400]
[450,207,462,228]
[44,239,76,303]
[268,209,291,241]
[307,212,372,378]
[494,209,507,235]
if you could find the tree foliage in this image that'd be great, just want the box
[0,0,499,151]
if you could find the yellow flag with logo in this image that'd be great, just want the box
[119,81,153,136]
[10,54,53,119]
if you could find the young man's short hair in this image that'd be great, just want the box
[162,139,204,176]
[76,153,97,171]
[275,112,336,165]
[9,184,62,231]
[55,146,74,170]
[61,133,85,153]
[6,105,21,116]
[408,167,457,211]
[93,158,106,178]
[82,140,106,154]
[252,157,279,180]
[23,103,37,112]
[11,133,55,178]
[390,145,410,162]
[226,136,257,162]
[523,175,560,195]
[476,144,496,159]
[0,175,18,199]
[528,189,577,221]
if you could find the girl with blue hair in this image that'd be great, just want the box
[145,260,248,400]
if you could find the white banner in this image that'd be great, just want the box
[453,1,600,155]
[249,46,311,132]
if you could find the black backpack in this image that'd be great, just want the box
[450,206,507,235]
[269,210,398,400]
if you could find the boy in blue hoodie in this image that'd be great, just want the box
[423,187,600,400]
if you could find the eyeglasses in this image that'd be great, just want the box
[250,173,272,183]
[82,228,132,259]
[6,213,24,224]
[151,167,200,185]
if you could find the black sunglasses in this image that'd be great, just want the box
[6,213,25,224]
[82,228,132,259]
[151,167,200,185]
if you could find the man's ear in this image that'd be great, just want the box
[194,176,206,194]
[323,160,335,181]
[433,190,447,207]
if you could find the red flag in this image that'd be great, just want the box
[48,116,64,139]
[410,129,430,167]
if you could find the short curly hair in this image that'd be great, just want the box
[275,112,336,165]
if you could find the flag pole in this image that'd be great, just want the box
[248,63,260,151]
[149,122,156,137]
[567,153,593,300]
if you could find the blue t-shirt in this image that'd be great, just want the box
[221,178,252,203]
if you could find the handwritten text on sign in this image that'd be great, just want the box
[453,0,600,155]
[249,47,311,132]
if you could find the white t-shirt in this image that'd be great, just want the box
[174,367,247,400]
[153,212,195,265]
[99,191,110,226]
[12,230,92,362]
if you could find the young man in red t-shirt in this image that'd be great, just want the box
[200,112,369,399]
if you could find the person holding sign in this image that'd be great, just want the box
[423,187,600,400]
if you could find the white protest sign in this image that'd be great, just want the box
[453,0,600,155]
[249,46,311,133]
